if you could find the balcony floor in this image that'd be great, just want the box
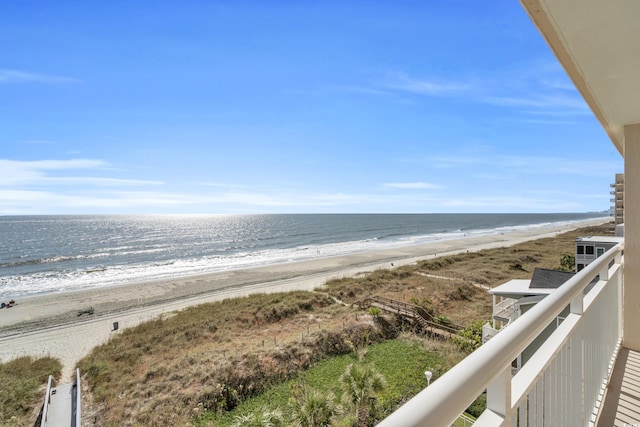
[597,347,640,427]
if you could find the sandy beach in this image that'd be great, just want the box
[0,218,609,378]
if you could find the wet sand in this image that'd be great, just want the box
[0,218,608,377]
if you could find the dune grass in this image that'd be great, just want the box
[77,291,376,425]
[324,223,614,325]
[0,356,62,426]
[76,222,614,426]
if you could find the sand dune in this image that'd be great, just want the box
[0,218,608,378]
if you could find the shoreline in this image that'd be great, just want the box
[0,217,608,377]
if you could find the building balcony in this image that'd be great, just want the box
[378,243,627,426]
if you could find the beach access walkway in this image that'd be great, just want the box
[358,295,463,339]
[39,369,80,427]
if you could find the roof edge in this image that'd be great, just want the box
[519,0,624,155]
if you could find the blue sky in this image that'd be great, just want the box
[0,1,622,215]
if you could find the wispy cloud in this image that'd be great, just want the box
[384,73,471,95]
[426,153,620,178]
[483,94,590,113]
[440,195,583,211]
[0,159,160,187]
[0,69,81,85]
[540,79,576,91]
[0,181,608,215]
[49,177,163,186]
[22,139,54,145]
[383,182,441,189]
[476,63,591,118]
[327,85,394,96]
[429,156,483,169]
[374,61,589,120]
[519,119,578,125]
[198,182,254,189]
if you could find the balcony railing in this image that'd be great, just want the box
[492,296,516,326]
[378,243,623,427]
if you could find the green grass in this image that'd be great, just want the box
[0,356,62,426]
[453,413,477,427]
[199,338,450,426]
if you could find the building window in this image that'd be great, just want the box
[586,246,594,255]
[577,264,585,271]
[577,245,584,254]
[596,247,605,257]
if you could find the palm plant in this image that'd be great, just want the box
[339,363,386,427]
[288,382,339,427]
[231,409,284,427]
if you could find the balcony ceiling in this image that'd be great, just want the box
[521,0,640,156]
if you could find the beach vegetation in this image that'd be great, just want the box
[230,409,285,427]
[78,291,389,425]
[0,356,62,426]
[452,320,486,353]
[559,253,576,271]
[288,382,339,427]
[339,362,386,427]
[75,223,613,426]
[366,307,380,317]
[203,336,461,426]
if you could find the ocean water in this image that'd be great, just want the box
[0,213,607,298]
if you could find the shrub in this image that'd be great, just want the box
[452,320,486,353]
[559,254,575,271]
[367,307,380,317]
[466,392,487,418]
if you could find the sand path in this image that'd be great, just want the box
[0,218,608,378]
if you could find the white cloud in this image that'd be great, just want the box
[0,69,81,85]
[483,94,590,113]
[0,158,163,188]
[518,119,578,125]
[198,182,253,189]
[383,182,441,189]
[377,61,590,120]
[22,139,54,145]
[440,195,583,211]
[427,154,619,178]
[430,156,482,168]
[540,79,576,91]
[48,177,163,186]
[327,85,394,96]
[0,182,606,214]
[0,159,107,186]
[200,191,372,208]
[384,73,471,95]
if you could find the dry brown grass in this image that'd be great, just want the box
[77,223,614,426]
[0,356,62,426]
[323,223,614,325]
[77,292,385,426]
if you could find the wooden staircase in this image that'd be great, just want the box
[358,295,463,339]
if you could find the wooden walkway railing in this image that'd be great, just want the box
[358,295,463,339]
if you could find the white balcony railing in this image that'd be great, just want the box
[492,296,516,324]
[378,243,623,427]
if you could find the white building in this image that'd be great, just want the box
[610,173,624,225]
[575,235,623,272]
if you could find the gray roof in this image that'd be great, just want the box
[528,267,599,294]
[529,268,575,289]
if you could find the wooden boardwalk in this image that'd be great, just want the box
[358,295,463,339]
[596,348,640,426]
